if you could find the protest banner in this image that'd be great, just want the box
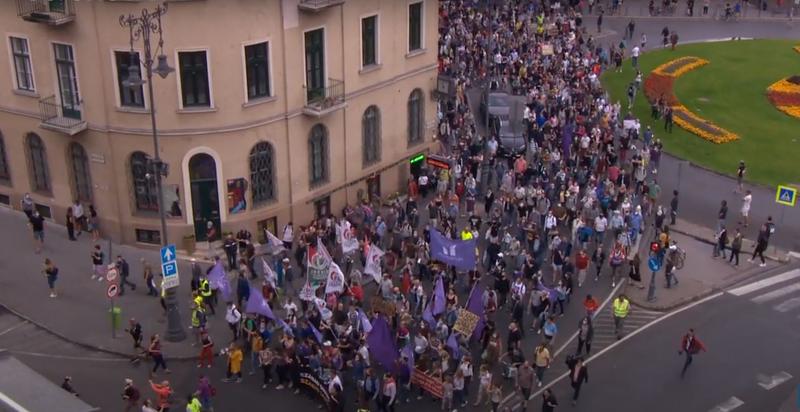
[298,365,333,409]
[452,309,479,336]
[411,368,443,399]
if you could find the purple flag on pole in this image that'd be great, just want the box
[207,262,232,302]
[430,229,477,271]
[401,342,415,379]
[466,284,485,341]
[366,316,398,369]
[358,309,373,334]
[537,284,559,303]
[245,285,275,319]
[309,322,324,343]
[432,277,446,316]
[446,333,461,359]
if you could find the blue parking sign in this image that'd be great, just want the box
[160,244,176,264]
[162,262,177,277]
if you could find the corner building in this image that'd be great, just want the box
[0,0,438,246]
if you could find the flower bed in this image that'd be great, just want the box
[644,56,739,143]
[766,76,800,119]
[672,105,739,144]
[652,56,709,77]
[794,45,800,54]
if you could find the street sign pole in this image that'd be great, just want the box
[647,270,657,302]
[110,298,116,339]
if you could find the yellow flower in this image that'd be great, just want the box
[774,105,800,119]
[652,57,710,78]
[767,78,800,94]
[671,105,739,144]
[794,45,800,54]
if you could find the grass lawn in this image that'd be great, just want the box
[602,39,800,187]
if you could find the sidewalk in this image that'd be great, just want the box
[596,0,796,21]
[0,207,232,359]
[626,221,786,310]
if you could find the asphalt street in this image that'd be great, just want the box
[533,262,800,412]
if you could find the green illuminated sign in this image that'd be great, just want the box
[409,153,425,164]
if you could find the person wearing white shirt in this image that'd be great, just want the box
[631,46,640,68]
[741,190,752,227]
[594,215,608,244]
[281,223,293,249]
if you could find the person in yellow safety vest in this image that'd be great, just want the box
[199,278,215,315]
[612,294,630,340]
[191,305,207,344]
[461,229,474,241]
[186,393,202,412]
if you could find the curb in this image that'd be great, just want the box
[0,302,199,361]
[629,258,786,311]
[668,225,790,263]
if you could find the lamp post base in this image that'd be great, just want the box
[164,288,186,342]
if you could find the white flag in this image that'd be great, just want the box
[261,258,277,288]
[324,262,345,295]
[265,230,285,251]
[316,239,333,267]
[299,281,315,301]
[364,245,385,284]
[313,297,333,321]
[340,220,359,254]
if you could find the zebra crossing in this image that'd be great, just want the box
[727,268,800,318]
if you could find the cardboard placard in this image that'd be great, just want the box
[411,368,443,399]
[452,309,479,336]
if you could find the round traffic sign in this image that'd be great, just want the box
[106,268,118,283]
[648,256,662,272]
[106,284,118,299]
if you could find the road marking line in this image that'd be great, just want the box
[499,281,627,406]
[0,321,28,338]
[750,283,800,304]
[6,350,128,362]
[0,392,31,412]
[756,371,793,390]
[772,297,800,313]
[709,396,744,412]
[728,269,800,296]
[519,292,724,407]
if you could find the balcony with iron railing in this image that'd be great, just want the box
[16,0,76,25]
[303,78,346,117]
[298,0,345,12]
[38,95,87,135]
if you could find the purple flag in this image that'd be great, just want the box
[430,229,477,271]
[366,316,398,369]
[537,284,559,303]
[277,319,293,335]
[309,322,324,343]
[446,333,461,359]
[245,285,275,320]
[401,343,415,379]
[208,262,232,302]
[432,277,446,316]
[358,309,373,334]
[466,284,485,341]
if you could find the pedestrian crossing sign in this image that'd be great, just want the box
[775,185,797,207]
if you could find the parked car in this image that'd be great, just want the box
[496,119,526,158]
[479,90,511,126]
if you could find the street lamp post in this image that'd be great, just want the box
[120,4,186,342]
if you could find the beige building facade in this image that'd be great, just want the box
[0,0,438,247]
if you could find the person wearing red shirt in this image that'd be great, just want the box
[148,380,172,411]
[679,329,707,378]
[575,249,590,287]
[583,295,599,317]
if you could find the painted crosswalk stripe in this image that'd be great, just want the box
[750,283,800,304]
[756,371,793,390]
[709,396,744,412]
[728,269,800,296]
[773,297,800,313]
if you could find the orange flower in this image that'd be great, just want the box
[652,56,709,78]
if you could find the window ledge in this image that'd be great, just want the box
[405,48,427,59]
[177,106,217,114]
[13,89,39,98]
[359,64,382,75]
[309,180,329,190]
[116,106,149,114]
[242,96,277,108]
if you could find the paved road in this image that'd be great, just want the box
[531,263,800,412]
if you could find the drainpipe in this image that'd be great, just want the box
[340,3,349,206]
[279,0,294,224]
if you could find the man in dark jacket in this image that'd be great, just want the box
[223,234,238,270]
[566,356,589,405]
[117,255,136,295]
[236,273,250,309]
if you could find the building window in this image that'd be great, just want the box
[304,28,325,102]
[308,124,328,186]
[130,151,158,212]
[178,51,211,107]
[245,42,271,100]
[10,37,34,92]
[408,2,423,52]
[26,133,50,193]
[0,132,9,184]
[114,51,144,108]
[135,228,161,245]
[249,141,275,206]
[314,196,330,219]
[361,15,378,67]
[362,105,381,167]
[407,88,424,145]
[54,43,81,119]
[69,142,92,202]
